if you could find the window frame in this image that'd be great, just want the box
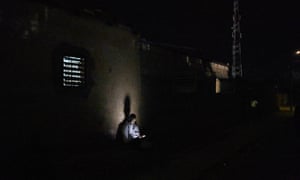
[53,43,93,97]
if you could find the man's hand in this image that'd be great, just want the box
[139,134,146,138]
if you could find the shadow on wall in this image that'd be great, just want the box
[124,95,131,119]
[115,95,131,142]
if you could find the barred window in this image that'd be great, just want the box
[62,56,85,87]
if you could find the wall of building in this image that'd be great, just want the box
[138,41,218,143]
[1,2,141,147]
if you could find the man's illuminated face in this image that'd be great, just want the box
[131,119,136,124]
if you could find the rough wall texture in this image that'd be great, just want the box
[1,2,141,146]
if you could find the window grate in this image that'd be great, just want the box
[62,56,85,87]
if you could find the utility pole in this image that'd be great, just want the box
[231,0,243,79]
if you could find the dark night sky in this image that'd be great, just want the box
[34,0,300,79]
